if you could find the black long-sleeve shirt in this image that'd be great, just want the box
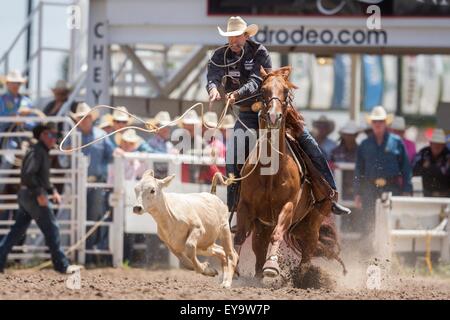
[20,141,54,197]
[206,40,272,107]
[412,146,450,197]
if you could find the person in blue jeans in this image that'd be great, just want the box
[0,123,78,274]
[207,16,351,216]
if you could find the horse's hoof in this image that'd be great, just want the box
[263,267,279,278]
[263,258,280,278]
[221,281,232,289]
[203,267,218,277]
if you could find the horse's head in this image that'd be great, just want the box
[257,66,298,130]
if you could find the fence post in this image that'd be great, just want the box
[112,156,124,267]
[374,193,392,263]
[76,154,88,265]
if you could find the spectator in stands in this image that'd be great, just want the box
[43,80,78,142]
[98,113,114,134]
[115,129,154,154]
[199,112,226,183]
[330,120,361,232]
[330,120,360,164]
[70,102,114,259]
[43,80,77,116]
[0,70,34,132]
[0,123,79,274]
[177,109,204,154]
[109,106,132,148]
[147,111,176,153]
[177,110,203,182]
[330,120,360,197]
[412,128,450,197]
[354,106,412,253]
[312,115,337,161]
[389,116,416,164]
[109,129,150,183]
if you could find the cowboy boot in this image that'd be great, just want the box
[331,191,351,215]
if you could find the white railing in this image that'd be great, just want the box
[375,194,450,263]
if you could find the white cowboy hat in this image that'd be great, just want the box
[217,16,258,37]
[430,128,447,144]
[70,102,98,120]
[390,116,406,131]
[339,120,360,135]
[98,113,114,129]
[203,111,218,127]
[4,70,27,83]
[182,110,201,125]
[51,79,72,91]
[366,106,393,124]
[120,129,142,144]
[219,114,235,129]
[148,111,175,127]
[112,106,130,122]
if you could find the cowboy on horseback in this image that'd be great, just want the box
[206,16,351,217]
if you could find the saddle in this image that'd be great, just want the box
[285,133,335,204]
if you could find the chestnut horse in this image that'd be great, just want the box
[233,66,346,279]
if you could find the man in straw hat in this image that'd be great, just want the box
[109,106,133,148]
[98,113,114,134]
[0,70,34,131]
[147,111,176,154]
[0,122,80,274]
[208,16,351,216]
[70,101,114,182]
[330,120,360,164]
[412,128,450,197]
[354,106,412,252]
[115,129,153,154]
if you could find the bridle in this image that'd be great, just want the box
[259,86,291,130]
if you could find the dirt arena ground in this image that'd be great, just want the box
[0,267,450,300]
[1,257,450,300]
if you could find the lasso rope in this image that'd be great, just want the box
[59,43,280,189]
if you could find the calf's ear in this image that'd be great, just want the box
[159,174,175,188]
[143,169,154,178]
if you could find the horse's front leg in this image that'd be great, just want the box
[252,221,273,278]
[263,202,294,278]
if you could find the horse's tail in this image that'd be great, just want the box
[316,217,347,275]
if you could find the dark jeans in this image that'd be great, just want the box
[0,190,69,273]
[225,111,337,212]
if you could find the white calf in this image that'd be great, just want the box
[133,169,238,288]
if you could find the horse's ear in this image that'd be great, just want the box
[260,66,268,78]
[279,66,292,79]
